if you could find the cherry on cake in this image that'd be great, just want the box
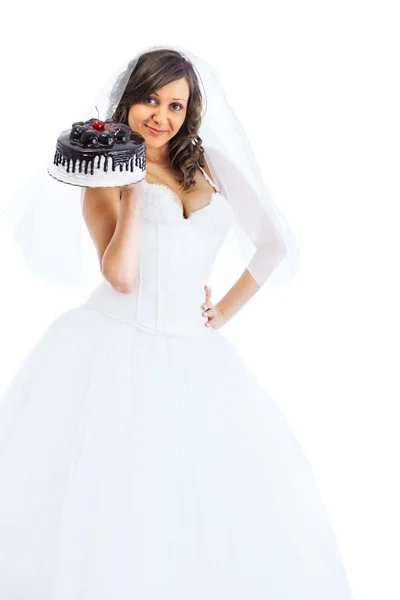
[48,118,146,187]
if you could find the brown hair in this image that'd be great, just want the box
[112,49,207,192]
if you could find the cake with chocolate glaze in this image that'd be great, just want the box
[48,118,146,187]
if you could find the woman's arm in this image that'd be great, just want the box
[202,268,261,329]
[215,245,287,324]
[216,268,260,323]
[82,184,141,293]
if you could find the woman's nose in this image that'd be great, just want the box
[152,108,169,126]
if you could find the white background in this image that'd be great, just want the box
[0,1,399,598]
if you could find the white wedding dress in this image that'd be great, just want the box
[0,167,353,599]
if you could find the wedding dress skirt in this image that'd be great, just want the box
[0,173,354,599]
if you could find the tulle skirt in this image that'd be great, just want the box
[0,304,353,599]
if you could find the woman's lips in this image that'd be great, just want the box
[145,125,168,136]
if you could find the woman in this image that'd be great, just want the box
[0,46,354,599]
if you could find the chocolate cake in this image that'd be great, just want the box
[48,118,146,187]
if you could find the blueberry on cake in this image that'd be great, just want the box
[48,118,146,187]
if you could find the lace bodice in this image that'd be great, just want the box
[84,167,234,337]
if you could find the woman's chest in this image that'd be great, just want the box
[139,180,234,235]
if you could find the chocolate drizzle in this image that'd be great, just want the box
[53,126,146,178]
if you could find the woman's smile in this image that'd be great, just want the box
[145,124,169,136]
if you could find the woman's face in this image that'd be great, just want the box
[128,78,190,152]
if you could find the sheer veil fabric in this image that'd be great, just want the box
[0,43,299,291]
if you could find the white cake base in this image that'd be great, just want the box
[48,154,146,188]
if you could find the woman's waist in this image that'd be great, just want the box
[82,278,210,337]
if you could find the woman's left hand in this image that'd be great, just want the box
[201,285,226,330]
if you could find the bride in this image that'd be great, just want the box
[0,45,354,599]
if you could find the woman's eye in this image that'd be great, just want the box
[145,97,183,111]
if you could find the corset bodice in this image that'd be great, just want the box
[83,169,234,337]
